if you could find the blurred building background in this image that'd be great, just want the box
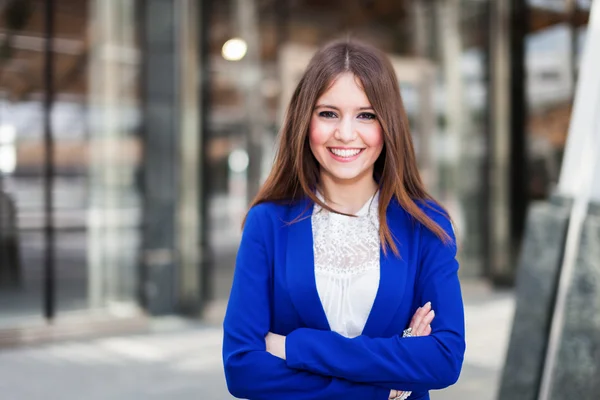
[0,0,594,392]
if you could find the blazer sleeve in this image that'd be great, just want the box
[284,206,466,392]
[222,205,391,400]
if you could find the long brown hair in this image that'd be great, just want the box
[246,39,451,255]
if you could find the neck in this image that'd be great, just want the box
[318,171,378,214]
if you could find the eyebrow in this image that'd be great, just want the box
[314,104,374,111]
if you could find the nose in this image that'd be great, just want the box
[334,117,357,143]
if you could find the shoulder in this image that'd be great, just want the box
[390,198,455,244]
[241,203,282,252]
[245,201,283,228]
[415,199,456,252]
[416,199,452,228]
[246,201,280,220]
[389,198,451,226]
[245,200,307,232]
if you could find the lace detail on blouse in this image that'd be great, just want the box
[312,191,380,339]
[312,192,380,278]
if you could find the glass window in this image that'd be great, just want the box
[0,0,47,326]
[73,0,142,314]
[526,1,591,200]
[0,0,143,327]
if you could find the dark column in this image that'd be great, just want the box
[487,0,513,284]
[481,0,492,281]
[198,0,213,309]
[567,0,579,88]
[509,0,529,271]
[43,0,56,322]
[140,0,179,315]
[487,0,529,286]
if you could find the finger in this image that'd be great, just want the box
[417,310,435,335]
[412,302,431,326]
[423,324,432,336]
[416,310,435,335]
[409,307,421,327]
[410,302,431,331]
[265,334,272,352]
[410,303,430,332]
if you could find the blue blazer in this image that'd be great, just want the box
[222,197,466,400]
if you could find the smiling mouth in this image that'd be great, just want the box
[328,148,365,158]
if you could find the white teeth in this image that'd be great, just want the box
[329,148,362,158]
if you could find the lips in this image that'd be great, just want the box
[328,147,364,158]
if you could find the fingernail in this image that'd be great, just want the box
[430,310,435,315]
[426,301,432,308]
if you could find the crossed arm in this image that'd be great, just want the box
[222,206,465,399]
[265,303,437,399]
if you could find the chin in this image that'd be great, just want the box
[325,168,369,183]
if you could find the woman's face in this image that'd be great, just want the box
[309,73,384,186]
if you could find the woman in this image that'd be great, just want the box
[222,39,465,400]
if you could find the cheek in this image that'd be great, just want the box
[309,119,330,147]
[363,125,384,151]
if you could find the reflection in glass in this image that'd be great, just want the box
[0,0,143,326]
[83,0,142,313]
[0,0,45,325]
[525,2,590,201]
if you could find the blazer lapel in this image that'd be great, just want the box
[362,201,408,337]
[286,199,331,331]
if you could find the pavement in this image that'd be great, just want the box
[0,279,515,400]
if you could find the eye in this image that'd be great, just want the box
[358,112,376,120]
[318,111,337,119]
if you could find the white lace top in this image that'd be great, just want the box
[311,191,411,400]
[312,191,380,339]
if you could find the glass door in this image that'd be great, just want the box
[0,0,143,329]
[0,0,48,327]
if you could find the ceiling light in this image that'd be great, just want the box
[222,38,247,61]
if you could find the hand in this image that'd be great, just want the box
[389,302,436,399]
[265,332,286,360]
[408,301,435,336]
[389,389,409,399]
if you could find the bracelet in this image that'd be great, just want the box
[392,392,410,400]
